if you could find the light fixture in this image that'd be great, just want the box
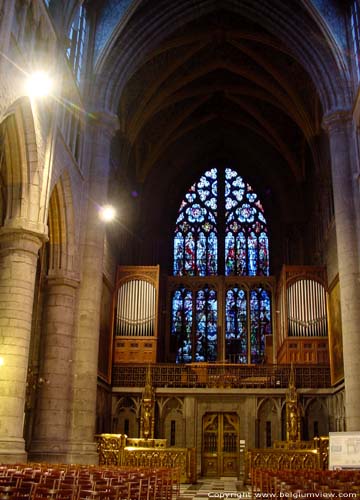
[25,71,53,98]
[99,204,116,222]
[0,357,4,367]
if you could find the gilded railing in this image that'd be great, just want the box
[123,447,196,483]
[246,448,321,479]
[95,434,196,484]
[95,433,127,466]
[273,437,328,469]
[112,363,331,388]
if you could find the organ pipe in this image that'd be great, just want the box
[115,279,156,337]
[287,279,327,337]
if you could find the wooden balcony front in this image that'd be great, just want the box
[111,363,331,389]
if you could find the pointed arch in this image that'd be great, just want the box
[257,397,281,447]
[305,397,329,438]
[47,172,76,274]
[0,97,49,231]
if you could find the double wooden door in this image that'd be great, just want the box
[202,412,239,477]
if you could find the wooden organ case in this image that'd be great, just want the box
[276,266,329,365]
[112,266,159,364]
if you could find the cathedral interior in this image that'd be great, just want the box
[1,0,360,485]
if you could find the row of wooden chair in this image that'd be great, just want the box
[251,468,360,497]
[0,464,180,500]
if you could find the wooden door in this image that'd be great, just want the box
[202,412,239,477]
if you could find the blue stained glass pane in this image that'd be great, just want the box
[233,190,244,202]
[258,212,266,223]
[173,168,218,276]
[224,168,269,277]
[173,232,184,275]
[208,212,216,225]
[184,233,196,275]
[171,288,193,363]
[236,232,247,275]
[225,288,247,363]
[197,232,207,276]
[211,181,217,199]
[248,232,258,276]
[259,232,269,275]
[195,288,217,361]
[186,204,206,223]
[205,197,217,210]
[225,233,235,276]
[176,213,184,224]
[198,189,210,202]
[198,177,210,189]
[249,288,271,363]
[247,192,257,202]
[237,204,256,223]
[186,193,196,203]
[225,180,231,198]
[207,232,218,275]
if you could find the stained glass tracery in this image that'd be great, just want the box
[174,169,218,276]
[171,167,271,364]
[225,168,269,276]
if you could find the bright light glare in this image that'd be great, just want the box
[0,357,4,367]
[26,71,53,97]
[99,205,116,222]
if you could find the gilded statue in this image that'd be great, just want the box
[286,364,301,442]
[141,366,155,439]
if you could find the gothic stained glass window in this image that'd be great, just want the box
[173,168,218,276]
[195,287,217,361]
[225,168,269,276]
[172,167,271,364]
[171,287,193,363]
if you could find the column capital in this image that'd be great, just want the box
[0,226,47,256]
[45,271,80,289]
[322,109,354,133]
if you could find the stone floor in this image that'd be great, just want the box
[179,478,252,499]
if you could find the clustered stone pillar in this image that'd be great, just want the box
[66,112,119,463]
[323,111,360,431]
[29,273,79,462]
[0,228,44,463]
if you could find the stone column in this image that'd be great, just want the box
[66,112,119,463]
[29,273,79,463]
[0,228,44,463]
[323,111,360,431]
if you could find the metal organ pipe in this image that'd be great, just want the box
[287,279,327,337]
[116,279,156,337]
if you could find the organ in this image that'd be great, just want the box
[112,265,159,363]
[276,265,329,364]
